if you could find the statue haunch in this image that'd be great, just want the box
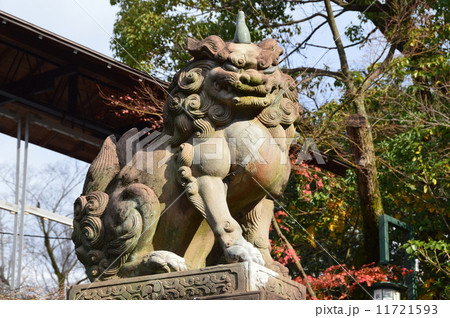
[72,14,302,282]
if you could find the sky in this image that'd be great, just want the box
[0,0,117,56]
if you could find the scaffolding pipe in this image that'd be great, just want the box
[15,114,29,290]
[9,116,21,290]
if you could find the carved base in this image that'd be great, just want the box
[67,262,306,300]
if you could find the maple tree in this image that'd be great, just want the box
[100,81,166,131]
[296,263,411,300]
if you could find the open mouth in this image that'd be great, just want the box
[209,66,284,110]
[233,81,280,97]
[213,74,281,97]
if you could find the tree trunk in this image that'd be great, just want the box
[346,113,384,264]
[40,219,65,297]
[325,0,385,264]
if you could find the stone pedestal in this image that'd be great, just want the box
[67,262,306,300]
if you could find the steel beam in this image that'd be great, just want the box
[24,205,73,227]
[0,200,18,213]
[0,200,73,227]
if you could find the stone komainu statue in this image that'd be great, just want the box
[72,12,301,282]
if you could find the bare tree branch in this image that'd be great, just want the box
[324,0,351,80]
[269,12,327,28]
[359,44,397,93]
[285,67,345,81]
[281,9,346,63]
[271,215,317,299]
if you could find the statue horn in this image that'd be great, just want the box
[233,11,251,44]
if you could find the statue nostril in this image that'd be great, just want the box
[240,73,251,84]
[223,62,240,73]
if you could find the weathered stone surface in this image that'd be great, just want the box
[71,11,303,283]
[67,262,306,300]
[198,291,284,300]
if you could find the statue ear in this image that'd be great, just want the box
[187,35,225,59]
[258,39,284,57]
[187,37,201,52]
[257,38,284,67]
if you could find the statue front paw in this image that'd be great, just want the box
[144,251,188,274]
[224,239,265,265]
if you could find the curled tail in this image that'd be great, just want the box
[72,184,160,281]
[72,130,161,281]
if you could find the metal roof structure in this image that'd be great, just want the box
[0,10,167,163]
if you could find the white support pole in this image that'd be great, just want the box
[9,116,21,290]
[15,114,29,290]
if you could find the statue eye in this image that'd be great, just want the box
[223,62,240,73]
[263,66,276,74]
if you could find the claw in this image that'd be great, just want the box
[167,257,188,272]
[224,239,265,265]
[145,251,188,274]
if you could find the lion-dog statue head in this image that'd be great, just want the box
[164,34,300,146]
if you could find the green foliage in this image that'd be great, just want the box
[345,24,364,43]
[271,1,449,299]
[404,239,450,299]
